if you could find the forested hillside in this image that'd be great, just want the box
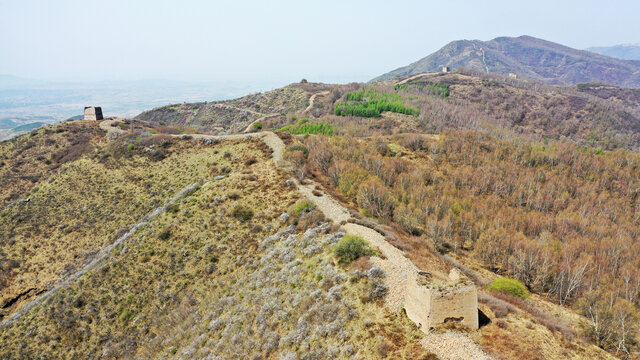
[294,130,640,357]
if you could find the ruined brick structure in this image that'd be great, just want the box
[405,268,479,331]
[84,106,103,121]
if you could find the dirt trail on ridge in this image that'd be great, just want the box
[257,131,493,360]
[303,90,330,113]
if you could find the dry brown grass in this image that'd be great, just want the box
[0,126,272,320]
[0,121,104,207]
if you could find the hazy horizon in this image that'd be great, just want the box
[2,0,639,85]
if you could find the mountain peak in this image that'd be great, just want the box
[373,36,640,87]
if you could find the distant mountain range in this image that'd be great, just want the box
[373,35,640,87]
[586,44,640,60]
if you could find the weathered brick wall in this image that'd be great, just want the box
[404,270,479,332]
[428,285,478,330]
[404,276,432,332]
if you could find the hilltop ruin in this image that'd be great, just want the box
[405,268,479,331]
[84,106,103,121]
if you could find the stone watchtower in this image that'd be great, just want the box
[84,106,103,121]
[405,268,479,331]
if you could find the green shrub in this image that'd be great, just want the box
[285,144,309,157]
[427,83,449,97]
[488,277,529,299]
[252,121,262,130]
[158,228,171,240]
[334,88,419,118]
[119,309,134,322]
[393,83,449,97]
[231,204,254,221]
[334,234,376,263]
[127,144,134,151]
[289,123,334,136]
[279,122,334,136]
[294,200,316,215]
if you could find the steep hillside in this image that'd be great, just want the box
[0,121,437,359]
[405,72,640,150]
[0,120,243,318]
[278,74,640,151]
[135,86,309,134]
[587,44,640,60]
[296,131,637,359]
[373,36,640,87]
[135,75,640,151]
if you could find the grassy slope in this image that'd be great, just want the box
[0,127,265,318]
[0,120,104,207]
[0,122,435,359]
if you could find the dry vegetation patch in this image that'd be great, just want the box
[0,132,270,320]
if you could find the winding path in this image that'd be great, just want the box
[303,90,330,113]
[210,103,264,117]
[257,132,493,360]
[395,72,438,85]
[243,90,331,133]
[242,113,280,134]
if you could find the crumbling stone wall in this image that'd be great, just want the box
[405,269,479,332]
[428,284,478,330]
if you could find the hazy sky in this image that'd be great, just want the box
[1,0,639,85]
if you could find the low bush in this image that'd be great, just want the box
[252,121,262,130]
[231,204,254,222]
[334,234,376,264]
[285,144,309,157]
[478,293,518,318]
[293,200,316,215]
[369,281,388,299]
[295,209,325,231]
[289,123,334,136]
[158,228,172,240]
[278,118,334,136]
[487,277,529,299]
